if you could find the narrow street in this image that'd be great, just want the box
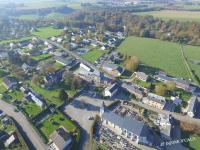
[0,100,47,150]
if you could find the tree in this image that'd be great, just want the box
[155,84,167,96]
[32,74,41,85]
[165,81,176,91]
[62,71,73,84]
[59,89,69,101]
[124,56,139,72]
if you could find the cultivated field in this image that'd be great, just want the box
[135,10,200,23]
[117,36,200,80]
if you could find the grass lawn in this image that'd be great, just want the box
[29,81,63,106]
[22,101,42,118]
[32,27,63,39]
[0,84,7,94]
[81,49,106,63]
[135,10,200,23]
[175,89,191,107]
[133,78,151,89]
[37,111,80,142]
[53,62,64,70]
[117,36,190,79]
[7,90,24,101]
[0,121,15,134]
[32,54,52,61]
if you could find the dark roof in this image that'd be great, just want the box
[3,77,17,87]
[102,111,148,137]
[107,83,119,93]
[116,66,124,74]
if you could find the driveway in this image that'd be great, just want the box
[0,100,47,150]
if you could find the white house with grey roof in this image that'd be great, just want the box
[100,103,151,146]
[104,83,119,97]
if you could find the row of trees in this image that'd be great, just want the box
[67,9,200,45]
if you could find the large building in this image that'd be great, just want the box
[187,96,199,118]
[142,93,166,110]
[100,102,152,146]
[49,127,72,150]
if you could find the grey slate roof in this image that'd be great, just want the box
[102,111,148,137]
[187,96,198,113]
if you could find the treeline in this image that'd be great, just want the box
[66,9,200,46]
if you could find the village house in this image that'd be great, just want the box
[187,96,199,118]
[21,63,33,73]
[23,89,45,108]
[122,83,143,99]
[4,133,18,147]
[142,93,166,110]
[173,78,190,91]
[80,63,92,72]
[49,127,72,150]
[102,63,124,77]
[44,69,65,88]
[3,77,18,90]
[54,56,79,69]
[100,103,152,146]
[104,83,119,97]
[28,43,35,50]
[155,73,190,91]
[134,72,149,82]
[155,114,172,140]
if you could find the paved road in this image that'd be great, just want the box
[0,100,47,150]
[126,100,200,126]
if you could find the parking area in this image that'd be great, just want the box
[95,125,140,150]
[63,95,114,134]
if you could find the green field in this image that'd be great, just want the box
[117,36,200,80]
[46,13,67,20]
[135,10,200,23]
[19,1,68,9]
[81,49,106,63]
[32,27,63,39]
[15,15,42,20]
[183,45,200,79]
